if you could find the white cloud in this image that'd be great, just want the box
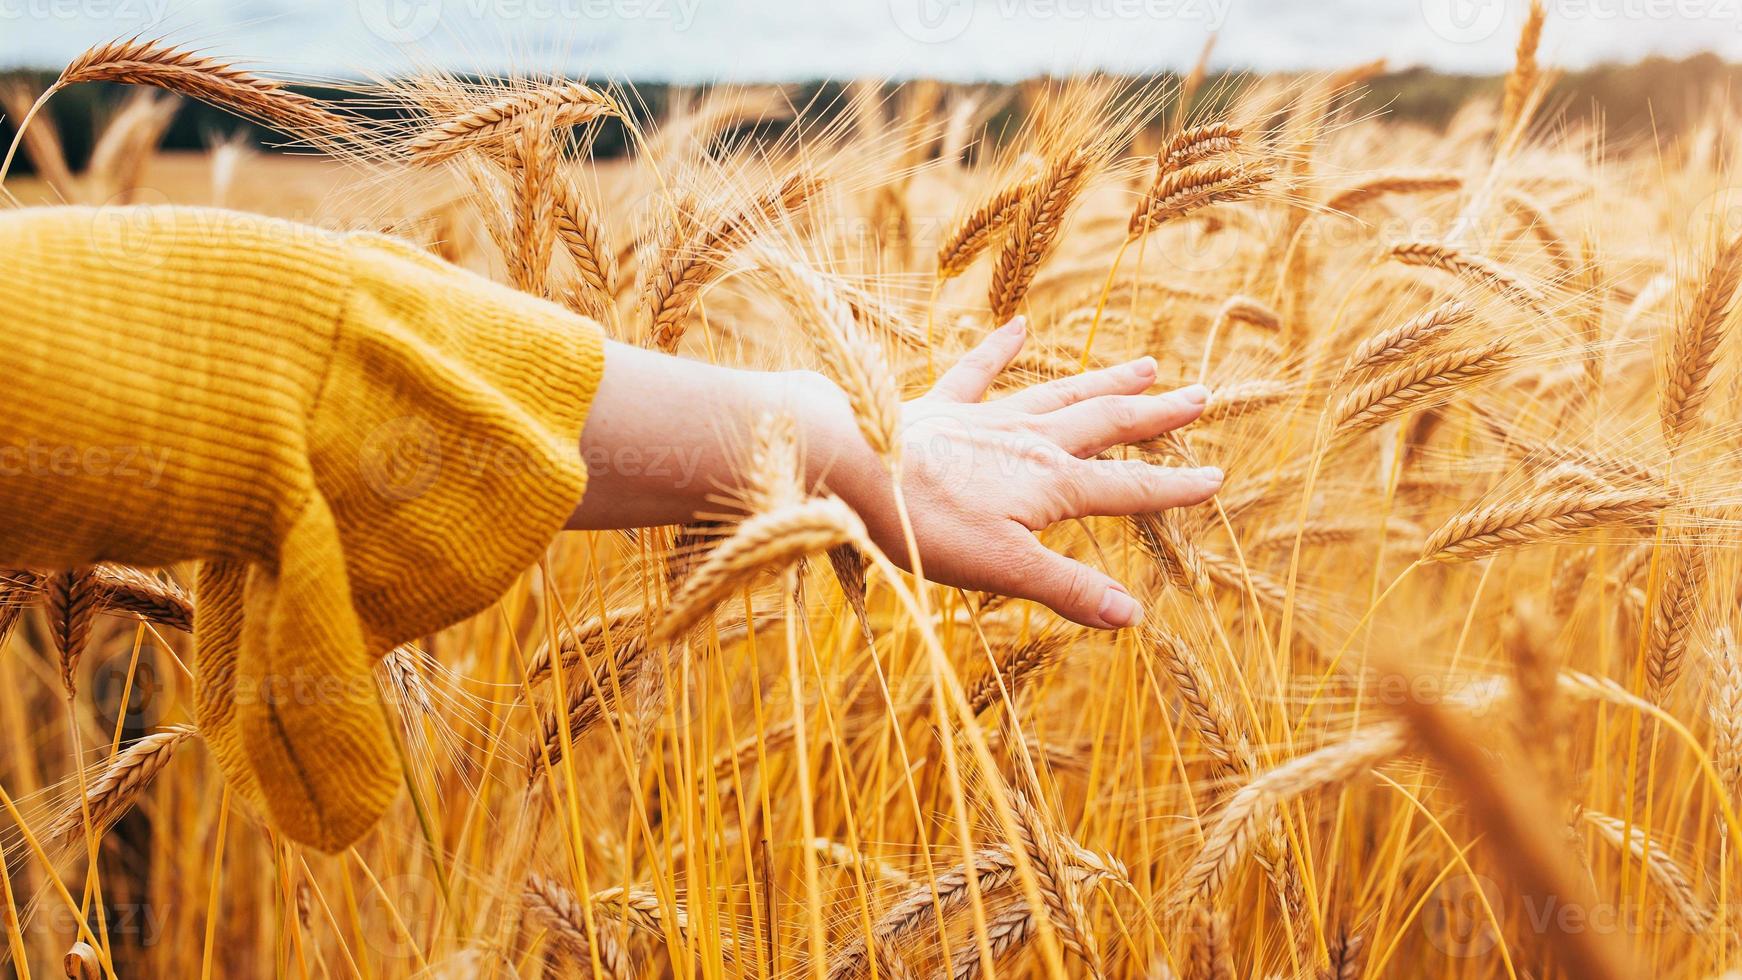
[0,0,1737,77]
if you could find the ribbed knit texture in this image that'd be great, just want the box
[0,206,605,850]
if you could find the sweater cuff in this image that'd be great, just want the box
[308,232,606,652]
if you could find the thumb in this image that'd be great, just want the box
[1002,542,1143,630]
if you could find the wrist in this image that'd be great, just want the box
[780,370,891,514]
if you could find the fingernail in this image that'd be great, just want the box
[1197,466,1225,488]
[1131,356,1158,379]
[1098,587,1143,629]
[1177,383,1210,405]
[1000,316,1027,337]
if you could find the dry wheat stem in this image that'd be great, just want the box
[1188,906,1235,980]
[652,497,866,648]
[1333,338,1512,434]
[1709,629,1742,813]
[1660,232,1742,448]
[1325,172,1463,214]
[403,80,617,164]
[1128,161,1274,241]
[937,176,1039,280]
[1150,627,1253,790]
[645,172,822,351]
[1319,928,1367,980]
[550,175,618,320]
[1388,240,1552,317]
[965,630,1073,715]
[1132,512,1209,595]
[1158,122,1242,173]
[757,254,902,461]
[1499,1,1546,140]
[1582,811,1711,932]
[1342,300,1473,375]
[990,147,1095,321]
[88,564,191,633]
[1201,380,1295,424]
[42,568,96,698]
[1174,722,1410,907]
[1645,541,1708,703]
[43,725,198,853]
[1422,487,1669,562]
[522,873,632,979]
[1007,791,1103,977]
[57,37,351,141]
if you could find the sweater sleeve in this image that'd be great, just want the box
[0,206,605,850]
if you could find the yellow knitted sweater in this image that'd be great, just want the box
[0,206,605,851]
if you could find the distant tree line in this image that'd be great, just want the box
[1,53,1736,177]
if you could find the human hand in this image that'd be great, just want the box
[816,317,1223,629]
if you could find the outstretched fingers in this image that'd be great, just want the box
[1065,458,1224,517]
[1002,355,1159,412]
[988,540,1144,630]
[932,316,1027,403]
[1041,385,1209,457]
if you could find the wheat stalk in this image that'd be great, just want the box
[0,570,41,648]
[1660,232,1742,448]
[1129,161,1274,240]
[755,253,902,461]
[990,147,1095,321]
[41,569,97,698]
[403,80,617,164]
[1498,1,1547,140]
[1422,487,1668,562]
[1582,811,1711,932]
[43,725,198,853]
[551,175,618,320]
[1157,122,1242,173]
[937,175,1039,280]
[1175,723,1410,907]
[1150,628,1252,791]
[652,497,866,648]
[1325,171,1462,213]
[1388,240,1551,317]
[828,847,1019,980]
[1708,628,1742,815]
[505,125,558,296]
[1131,512,1209,596]
[1187,906,1235,980]
[85,564,191,633]
[1333,338,1512,434]
[1005,791,1104,977]
[1216,295,1282,332]
[0,82,74,196]
[522,873,632,979]
[1342,300,1473,375]
[50,37,350,145]
[1645,541,1708,703]
[1318,928,1367,980]
[644,172,822,351]
[1200,380,1295,423]
[965,630,1073,715]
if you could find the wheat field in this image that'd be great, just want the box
[4,9,1742,978]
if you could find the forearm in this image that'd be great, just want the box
[565,340,879,529]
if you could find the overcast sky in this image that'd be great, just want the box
[2,0,1739,80]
